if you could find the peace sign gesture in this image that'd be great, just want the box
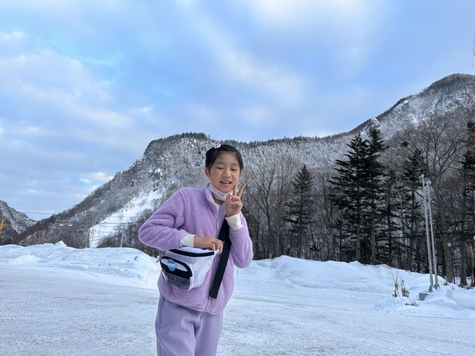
[225,182,246,217]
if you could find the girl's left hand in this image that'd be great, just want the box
[225,183,246,217]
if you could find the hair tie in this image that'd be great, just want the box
[214,143,221,149]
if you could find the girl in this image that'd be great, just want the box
[139,143,253,356]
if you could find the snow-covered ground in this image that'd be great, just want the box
[1,242,474,356]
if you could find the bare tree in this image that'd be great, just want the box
[244,153,299,258]
[396,110,469,283]
[312,168,339,260]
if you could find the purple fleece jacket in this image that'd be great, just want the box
[138,183,254,315]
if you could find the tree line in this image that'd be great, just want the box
[62,105,474,287]
[242,109,475,286]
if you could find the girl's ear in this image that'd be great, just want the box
[204,168,210,177]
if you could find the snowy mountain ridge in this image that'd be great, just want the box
[8,73,475,249]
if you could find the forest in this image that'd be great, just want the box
[241,107,475,287]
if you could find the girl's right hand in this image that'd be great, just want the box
[194,236,223,254]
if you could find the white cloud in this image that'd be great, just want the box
[185,15,309,109]
[89,172,113,182]
[80,172,112,185]
[0,31,139,150]
[239,106,273,125]
[0,38,93,87]
[243,0,374,32]
[233,0,390,78]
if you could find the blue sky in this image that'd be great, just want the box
[1,0,474,219]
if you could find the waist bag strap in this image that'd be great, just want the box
[209,220,231,299]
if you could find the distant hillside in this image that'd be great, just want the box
[0,200,36,244]
[12,73,475,251]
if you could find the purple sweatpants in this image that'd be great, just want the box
[155,296,223,356]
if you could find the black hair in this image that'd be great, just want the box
[205,144,244,172]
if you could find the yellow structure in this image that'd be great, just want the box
[0,217,10,236]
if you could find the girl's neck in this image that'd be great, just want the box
[213,196,224,205]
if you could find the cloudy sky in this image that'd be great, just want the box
[1,0,474,219]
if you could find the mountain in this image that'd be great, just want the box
[13,73,475,249]
[365,73,475,136]
[0,200,36,244]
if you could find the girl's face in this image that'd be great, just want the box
[205,152,241,193]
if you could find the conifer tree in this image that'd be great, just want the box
[399,148,426,271]
[379,169,401,266]
[329,133,369,262]
[285,164,314,258]
[364,127,387,264]
[329,128,387,264]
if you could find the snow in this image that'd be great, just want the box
[1,243,475,356]
[89,189,164,247]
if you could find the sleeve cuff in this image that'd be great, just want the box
[181,234,195,247]
[225,213,242,230]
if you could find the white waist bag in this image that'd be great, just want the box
[159,247,218,290]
